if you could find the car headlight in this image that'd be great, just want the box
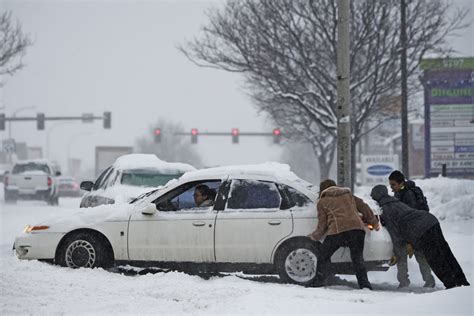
[23,225,50,233]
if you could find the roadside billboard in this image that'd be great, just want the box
[421,58,474,178]
[361,155,399,185]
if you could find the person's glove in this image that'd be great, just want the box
[389,255,398,266]
[406,243,414,258]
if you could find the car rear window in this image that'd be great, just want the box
[121,170,183,187]
[227,179,281,210]
[12,163,50,174]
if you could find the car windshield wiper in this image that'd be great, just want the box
[130,188,161,204]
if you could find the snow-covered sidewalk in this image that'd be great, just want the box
[0,178,473,315]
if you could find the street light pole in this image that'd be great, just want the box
[336,0,352,189]
[8,106,36,139]
[400,0,409,177]
[7,106,36,163]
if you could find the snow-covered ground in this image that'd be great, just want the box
[0,178,472,315]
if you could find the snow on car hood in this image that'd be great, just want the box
[113,154,195,174]
[33,203,135,233]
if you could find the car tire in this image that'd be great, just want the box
[57,233,112,269]
[275,239,319,286]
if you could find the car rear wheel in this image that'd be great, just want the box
[276,240,319,286]
[57,233,111,269]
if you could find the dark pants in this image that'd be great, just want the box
[417,224,469,289]
[396,247,435,287]
[315,229,371,289]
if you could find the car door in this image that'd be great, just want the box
[214,178,293,264]
[127,180,223,263]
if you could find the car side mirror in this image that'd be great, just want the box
[55,171,62,176]
[141,203,157,215]
[80,181,94,192]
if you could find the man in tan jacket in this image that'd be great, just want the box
[309,179,379,289]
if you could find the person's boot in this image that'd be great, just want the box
[424,279,436,288]
[398,280,410,289]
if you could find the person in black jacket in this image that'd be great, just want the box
[388,170,434,288]
[371,185,469,290]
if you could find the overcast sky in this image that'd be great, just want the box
[1,0,473,173]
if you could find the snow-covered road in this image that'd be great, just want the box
[1,179,473,315]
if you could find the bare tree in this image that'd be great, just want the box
[180,0,467,181]
[0,11,32,80]
[135,119,203,168]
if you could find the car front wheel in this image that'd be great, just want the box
[57,233,111,269]
[276,239,319,286]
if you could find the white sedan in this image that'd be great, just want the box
[14,163,393,286]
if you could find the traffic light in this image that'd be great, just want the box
[0,113,5,131]
[37,113,45,130]
[154,128,162,143]
[103,111,111,129]
[273,128,282,144]
[191,128,198,144]
[231,128,239,144]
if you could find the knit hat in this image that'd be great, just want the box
[370,185,389,202]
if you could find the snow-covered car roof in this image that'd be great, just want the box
[112,154,196,174]
[178,162,318,200]
[14,159,51,165]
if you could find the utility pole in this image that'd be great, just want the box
[400,0,410,177]
[336,0,352,188]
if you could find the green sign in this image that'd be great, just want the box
[421,57,474,70]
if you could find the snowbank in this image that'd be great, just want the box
[355,176,474,221]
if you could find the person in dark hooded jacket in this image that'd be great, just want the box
[370,185,469,289]
[388,170,434,288]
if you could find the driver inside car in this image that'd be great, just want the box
[193,185,215,207]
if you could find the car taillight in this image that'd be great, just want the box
[47,177,52,187]
[4,176,8,187]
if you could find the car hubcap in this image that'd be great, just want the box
[65,240,96,268]
[285,248,317,283]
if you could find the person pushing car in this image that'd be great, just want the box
[309,179,380,290]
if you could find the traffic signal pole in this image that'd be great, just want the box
[0,112,112,130]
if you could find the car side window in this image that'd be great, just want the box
[92,167,112,191]
[227,179,281,210]
[281,184,315,209]
[154,180,221,212]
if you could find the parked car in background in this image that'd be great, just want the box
[79,154,196,208]
[4,159,61,205]
[14,163,392,286]
[58,177,81,197]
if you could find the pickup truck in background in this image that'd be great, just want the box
[4,160,61,205]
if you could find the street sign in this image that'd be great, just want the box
[421,57,474,177]
[2,138,16,153]
[361,155,399,185]
[82,113,94,123]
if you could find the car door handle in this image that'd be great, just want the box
[268,220,281,226]
[192,221,206,227]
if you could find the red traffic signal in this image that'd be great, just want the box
[231,128,239,144]
[191,128,198,144]
[154,128,162,143]
[273,128,282,144]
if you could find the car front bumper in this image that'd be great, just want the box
[14,232,65,260]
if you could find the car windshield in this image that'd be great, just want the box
[12,163,50,174]
[121,169,183,187]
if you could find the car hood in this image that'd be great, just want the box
[31,203,135,233]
